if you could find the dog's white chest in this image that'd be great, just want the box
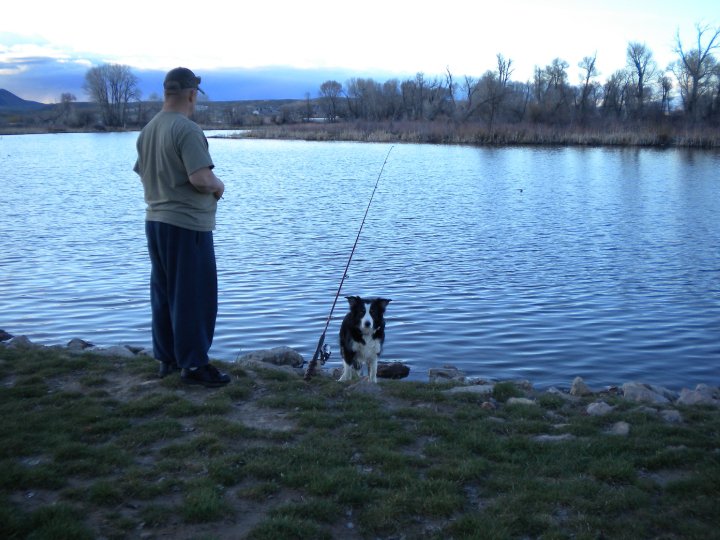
[351,335,382,358]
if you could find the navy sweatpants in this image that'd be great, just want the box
[145,221,217,369]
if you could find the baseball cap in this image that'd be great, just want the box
[163,67,205,94]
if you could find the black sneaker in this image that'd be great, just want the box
[158,362,180,378]
[181,364,231,388]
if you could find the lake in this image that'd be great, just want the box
[1,131,718,389]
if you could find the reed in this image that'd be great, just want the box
[233,120,720,148]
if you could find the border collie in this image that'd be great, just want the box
[339,296,391,383]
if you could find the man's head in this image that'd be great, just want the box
[164,67,204,95]
[163,67,204,114]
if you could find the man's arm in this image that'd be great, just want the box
[189,167,225,200]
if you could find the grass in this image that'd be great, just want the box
[1,344,719,539]
[231,120,720,148]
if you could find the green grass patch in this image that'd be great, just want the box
[1,345,719,539]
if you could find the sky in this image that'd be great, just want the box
[1,0,717,103]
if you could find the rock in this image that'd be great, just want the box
[90,345,135,358]
[481,401,497,410]
[546,387,581,402]
[622,382,672,405]
[242,359,301,376]
[0,329,13,342]
[236,347,304,368]
[67,338,94,351]
[660,410,683,423]
[676,384,720,407]
[428,365,465,383]
[377,362,410,379]
[509,379,534,392]
[444,384,494,396]
[570,376,593,396]
[533,433,576,443]
[345,379,383,395]
[587,401,614,416]
[507,397,535,406]
[647,383,679,401]
[8,335,37,349]
[606,421,630,436]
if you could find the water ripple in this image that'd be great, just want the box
[2,134,719,389]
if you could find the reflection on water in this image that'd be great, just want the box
[2,132,719,388]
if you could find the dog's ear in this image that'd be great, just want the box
[345,296,361,308]
[376,298,391,311]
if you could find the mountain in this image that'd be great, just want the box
[0,89,47,110]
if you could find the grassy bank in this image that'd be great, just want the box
[1,344,719,539]
[232,121,720,148]
[5,120,719,149]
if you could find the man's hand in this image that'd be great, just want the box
[189,167,225,200]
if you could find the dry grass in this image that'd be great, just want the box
[232,120,720,148]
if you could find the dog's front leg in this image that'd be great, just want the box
[368,356,378,383]
[339,362,355,382]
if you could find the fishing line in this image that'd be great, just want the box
[304,145,394,380]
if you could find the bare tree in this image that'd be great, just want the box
[601,69,630,119]
[57,92,76,125]
[460,75,480,120]
[381,79,402,120]
[83,64,140,127]
[477,54,514,130]
[626,42,657,116]
[672,23,720,118]
[532,58,571,122]
[657,73,673,115]
[577,54,599,122]
[445,67,457,115]
[319,80,342,121]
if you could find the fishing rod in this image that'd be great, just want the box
[304,145,394,381]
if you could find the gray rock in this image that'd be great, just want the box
[429,365,466,383]
[676,384,720,407]
[622,382,671,405]
[0,329,13,342]
[90,345,135,358]
[587,401,615,416]
[242,359,302,376]
[67,338,94,351]
[345,379,383,395]
[236,347,304,368]
[646,383,679,401]
[660,410,683,423]
[507,397,536,406]
[570,376,593,396]
[607,421,630,436]
[8,335,37,349]
[533,433,576,443]
[444,384,495,395]
[546,387,581,402]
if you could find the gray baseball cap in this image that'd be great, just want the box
[163,67,205,94]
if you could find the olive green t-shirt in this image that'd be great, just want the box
[134,111,217,231]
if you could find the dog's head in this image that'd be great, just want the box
[345,296,391,334]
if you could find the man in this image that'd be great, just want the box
[134,67,230,387]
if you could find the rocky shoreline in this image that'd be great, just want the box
[2,330,718,411]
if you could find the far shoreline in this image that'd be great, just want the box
[2,120,719,149]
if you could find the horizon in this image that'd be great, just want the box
[1,0,717,104]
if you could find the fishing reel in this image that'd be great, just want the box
[319,343,331,365]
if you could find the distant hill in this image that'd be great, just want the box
[0,89,47,110]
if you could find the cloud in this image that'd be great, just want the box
[0,55,89,102]
[0,54,389,103]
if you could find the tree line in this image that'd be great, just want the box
[316,24,720,128]
[29,22,720,134]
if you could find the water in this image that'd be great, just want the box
[1,132,719,389]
